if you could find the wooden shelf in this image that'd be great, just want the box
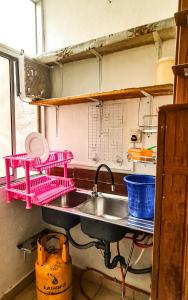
[172,63,188,76]
[175,9,188,26]
[30,84,173,107]
[35,18,176,66]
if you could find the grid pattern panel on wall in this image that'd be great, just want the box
[88,103,124,162]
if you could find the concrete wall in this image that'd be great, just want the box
[0,188,43,297]
[43,0,178,51]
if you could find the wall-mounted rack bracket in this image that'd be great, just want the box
[140,90,157,136]
[90,49,103,91]
[90,49,103,60]
[152,31,162,59]
[88,97,103,107]
[17,229,53,261]
[140,90,154,103]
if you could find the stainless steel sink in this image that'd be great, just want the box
[42,190,91,230]
[78,195,128,220]
[43,189,154,235]
[47,190,91,208]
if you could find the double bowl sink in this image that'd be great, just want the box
[42,189,154,242]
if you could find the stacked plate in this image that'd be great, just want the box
[25,132,49,163]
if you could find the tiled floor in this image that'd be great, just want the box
[14,280,122,300]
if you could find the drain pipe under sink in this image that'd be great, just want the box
[66,229,152,274]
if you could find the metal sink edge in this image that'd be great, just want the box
[43,188,154,234]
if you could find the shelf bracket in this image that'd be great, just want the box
[90,49,103,60]
[140,90,154,102]
[17,229,52,261]
[90,49,103,91]
[153,31,162,59]
[55,106,59,137]
[140,90,154,129]
[88,97,103,107]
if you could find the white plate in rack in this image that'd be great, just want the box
[25,132,49,163]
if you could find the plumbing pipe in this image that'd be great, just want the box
[66,229,105,250]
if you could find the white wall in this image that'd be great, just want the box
[0,188,43,297]
[43,0,178,51]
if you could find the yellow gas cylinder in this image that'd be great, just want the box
[35,232,72,300]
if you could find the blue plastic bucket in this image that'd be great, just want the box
[124,175,155,219]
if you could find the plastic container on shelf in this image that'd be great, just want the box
[127,148,153,162]
[124,175,155,219]
[127,148,142,161]
[156,56,175,85]
[4,150,75,209]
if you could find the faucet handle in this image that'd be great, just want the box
[92,184,98,197]
[111,185,115,192]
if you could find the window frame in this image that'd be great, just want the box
[0,51,18,184]
[0,0,42,185]
[30,0,44,55]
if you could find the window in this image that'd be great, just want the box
[0,54,15,181]
[0,0,36,56]
[0,51,38,183]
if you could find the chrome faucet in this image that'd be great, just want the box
[92,164,115,197]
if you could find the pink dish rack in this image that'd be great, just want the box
[4,150,75,209]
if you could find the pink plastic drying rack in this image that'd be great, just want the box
[4,150,75,209]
